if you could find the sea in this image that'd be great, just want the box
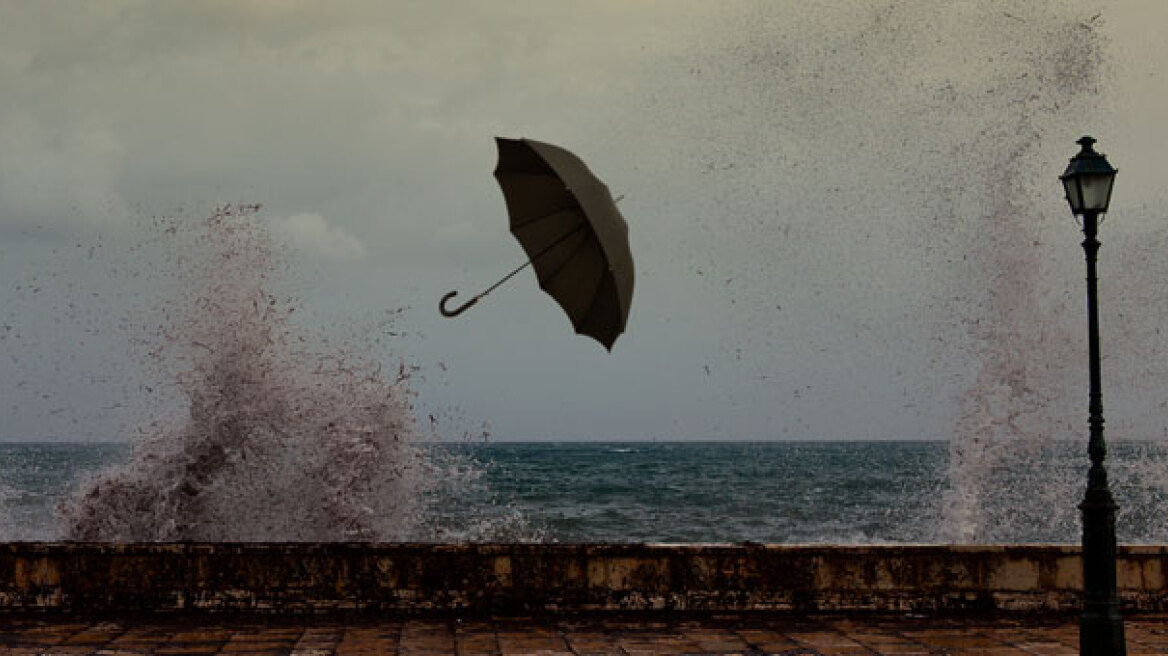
[5,440,1168,544]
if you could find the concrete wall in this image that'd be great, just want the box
[2,543,1167,614]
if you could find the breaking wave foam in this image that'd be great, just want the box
[59,206,450,541]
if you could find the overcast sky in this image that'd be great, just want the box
[3,1,1168,442]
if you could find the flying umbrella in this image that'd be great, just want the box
[440,137,634,351]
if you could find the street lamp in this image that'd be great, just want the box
[1060,135,1125,655]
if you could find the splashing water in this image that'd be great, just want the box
[638,0,1149,542]
[58,206,438,541]
[932,6,1109,542]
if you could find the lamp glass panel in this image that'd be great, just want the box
[1079,173,1115,212]
[1062,176,1083,212]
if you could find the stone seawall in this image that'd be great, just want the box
[2,543,1167,615]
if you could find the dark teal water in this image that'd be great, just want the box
[0,442,129,541]
[4,440,1168,543]
[439,441,947,543]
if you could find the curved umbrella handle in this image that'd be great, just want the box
[439,291,479,317]
[440,224,586,319]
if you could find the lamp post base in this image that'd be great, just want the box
[1081,608,1126,655]
[1080,491,1125,655]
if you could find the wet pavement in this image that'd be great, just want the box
[2,612,1168,655]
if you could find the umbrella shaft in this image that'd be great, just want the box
[482,223,587,298]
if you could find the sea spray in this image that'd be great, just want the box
[638,0,1121,540]
[58,205,437,541]
[934,9,1109,543]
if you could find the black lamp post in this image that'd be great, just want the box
[1060,135,1125,655]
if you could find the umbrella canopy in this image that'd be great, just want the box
[441,138,634,351]
[495,137,634,350]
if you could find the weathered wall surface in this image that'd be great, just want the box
[2,543,1167,614]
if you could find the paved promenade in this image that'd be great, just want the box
[2,613,1168,655]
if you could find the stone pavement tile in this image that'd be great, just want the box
[843,625,922,639]
[456,634,501,654]
[218,639,301,648]
[900,628,1011,651]
[991,628,1075,656]
[1021,625,1077,639]
[1127,626,1168,656]
[219,627,304,655]
[848,636,928,653]
[292,626,344,654]
[1010,630,1078,653]
[153,620,227,648]
[987,628,1044,644]
[107,627,174,647]
[558,622,624,655]
[562,636,623,655]
[0,622,34,645]
[265,627,307,637]
[1130,638,1168,652]
[604,624,702,656]
[495,628,573,656]
[334,625,401,655]
[454,620,499,655]
[925,632,1004,648]
[156,643,224,654]
[619,643,699,655]
[1127,621,1168,654]
[62,621,125,645]
[963,638,1041,652]
[787,629,870,651]
[1127,631,1168,647]
[4,623,87,645]
[170,628,234,642]
[736,627,806,652]
[399,619,457,654]
[236,626,305,641]
[158,628,232,654]
[680,627,754,653]
[854,639,925,648]
[21,639,95,648]
[617,636,706,654]
[495,641,569,654]
[221,636,304,648]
